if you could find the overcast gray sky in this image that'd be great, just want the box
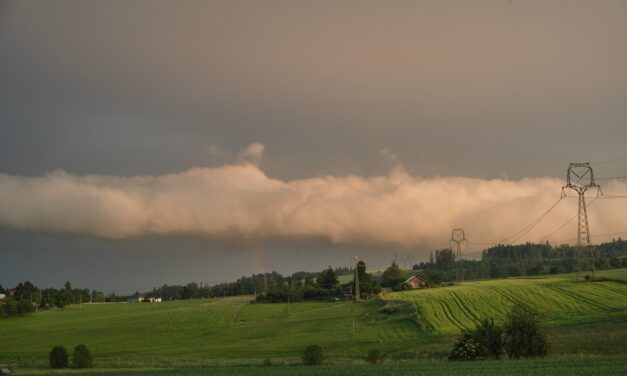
[1,0,626,292]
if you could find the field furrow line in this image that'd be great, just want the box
[543,285,617,312]
[450,291,481,325]
[590,283,627,296]
[438,300,466,331]
[491,287,521,306]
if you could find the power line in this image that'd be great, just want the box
[550,230,627,245]
[502,196,564,244]
[468,196,564,248]
[597,194,627,199]
[595,176,627,180]
[589,157,627,165]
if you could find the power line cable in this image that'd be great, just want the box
[550,229,627,245]
[589,157,627,165]
[595,176,627,180]
[503,196,564,244]
[470,196,564,248]
[538,198,598,242]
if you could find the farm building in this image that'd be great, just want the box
[128,293,144,303]
[404,275,428,289]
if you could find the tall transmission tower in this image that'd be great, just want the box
[561,163,601,275]
[449,228,468,260]
[449,228,467,282]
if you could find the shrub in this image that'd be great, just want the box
[473,319,503,359]
[262,358,273,366]
[1,297,18,318]
[503,303,549,359]
[49,345,69,368]
[366,349,384,364]
[449,332,482,361]
[449,319,502,361]
[72,344,93,368]
[302,345,323,365]
[16,300,35,316]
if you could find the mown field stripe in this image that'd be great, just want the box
[450,291,481,325]
[542,284,617,312]
[438,300,467,331]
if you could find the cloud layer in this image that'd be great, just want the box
[1,161,626,249]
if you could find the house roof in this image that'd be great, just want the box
[404,275,426,283]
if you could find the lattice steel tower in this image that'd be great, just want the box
[449,228,468,260]
[561,163,601,275]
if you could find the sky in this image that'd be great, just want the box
[1,0,626,292]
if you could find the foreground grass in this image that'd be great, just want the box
[18,357,627,376]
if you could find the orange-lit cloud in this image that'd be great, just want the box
[1,148,625,249]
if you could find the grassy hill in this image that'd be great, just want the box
[388,269,627,333]
[1,269,626,372]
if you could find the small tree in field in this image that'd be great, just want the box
[72,344,93,368]
[449,319,503,361]
[366,349,384,364]
[473,319,503,359]
[49,345,69,368]
[503,303,549,359]
[303,345,323,365]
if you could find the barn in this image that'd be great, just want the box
[404,275,428,289]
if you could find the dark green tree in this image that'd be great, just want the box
[317,266,338,289]
[49,345,69,368]
[366,349,384,364]
[382,262,405,289]
[1,297,18,318]
[503,303,549,359]
[473,319,503,359]
[302,345,323,365]
[16,300,35,316]
[435,249,455,271]
[72,344,93,368]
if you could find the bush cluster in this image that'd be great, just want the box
[49,344,93,369]
[450,303,548,361]
[0,297,35,318]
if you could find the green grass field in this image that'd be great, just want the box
[388,269,627,334]
[1,269,626,373]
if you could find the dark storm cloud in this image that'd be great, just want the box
[0,0,625,179]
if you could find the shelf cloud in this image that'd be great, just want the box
[1,146,625,249]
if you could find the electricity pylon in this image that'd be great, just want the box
[449,228,467,260]
[561,163,601,276]
[449,228,467,282]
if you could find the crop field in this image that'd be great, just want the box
[0,296,444,368]
[2,270,627,372]
[388,272,627,334]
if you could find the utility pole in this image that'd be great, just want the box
[259,257,270,293]
[562,163,601,277]
[449,228,468,282]
[353,256,360,301]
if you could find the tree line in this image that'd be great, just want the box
[412,239,627,284]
